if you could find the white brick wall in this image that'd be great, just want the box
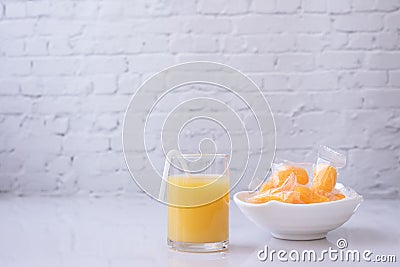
[0,0,399,198]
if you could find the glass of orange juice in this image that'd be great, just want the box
[167,154,229,252]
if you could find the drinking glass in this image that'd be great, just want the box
[166,154,229,252]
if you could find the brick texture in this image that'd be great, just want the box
[0,0,399,199]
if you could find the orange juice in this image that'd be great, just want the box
[168,174,229,243]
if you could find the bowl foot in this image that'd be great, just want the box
[272,232,326,241]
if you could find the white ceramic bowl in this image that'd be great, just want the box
[234,183,363,241]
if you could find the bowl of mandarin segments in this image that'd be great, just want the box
[234,164,363,241]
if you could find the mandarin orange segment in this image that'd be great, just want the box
[246,160,346,204]
[328,189,346,201]
[247,193,284,204]
[258,166,309,195]
[310,188,344,202]
[276,166,309,185]
[259,180,275,194]
[281,191,299,204]
[258,173,286,194]
[293,185,312,204]
[270,173,297,194]
[310,192,330,203]
[329,193,346,201]
[311,164,337,193]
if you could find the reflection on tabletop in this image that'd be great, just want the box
[168,250,229,267]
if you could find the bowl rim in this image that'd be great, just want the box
[234,184,363,208]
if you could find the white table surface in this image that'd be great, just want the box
[0,196,398,267]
